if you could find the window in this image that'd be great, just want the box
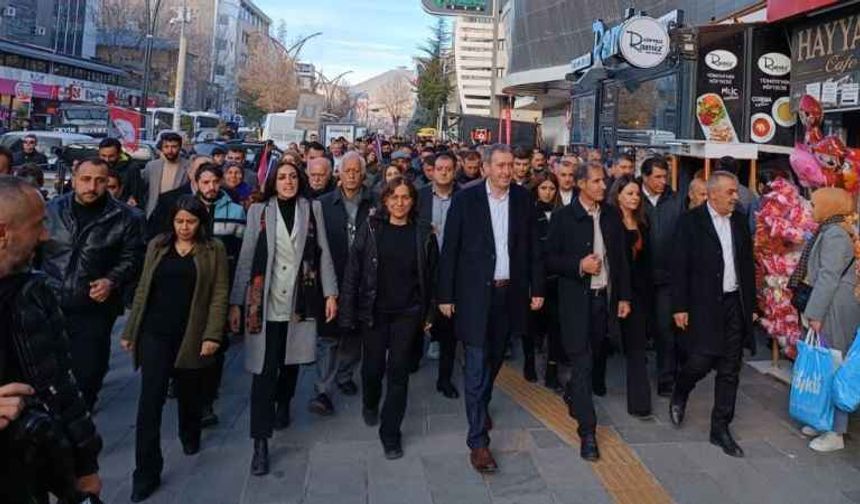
[616,74,678,145]
[571,94,596,145]
[215,65,225,76]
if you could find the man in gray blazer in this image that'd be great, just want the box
[142,132,190,217]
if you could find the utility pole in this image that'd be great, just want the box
[141,0,163,136]
[172,0,190,132]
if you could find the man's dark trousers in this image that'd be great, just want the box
[464,284,510,449]
[65,309,118,410]
[654,285,683,390]
[434,313,457,386]
[564,290,608,438]
[673,293,744,430]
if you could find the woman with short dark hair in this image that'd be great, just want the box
[339,176,438,459]
[230,160,338,475]
[121,195,229,501]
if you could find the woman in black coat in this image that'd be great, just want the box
[608,175,652,418]
[526,172,564,390]
[339,176,439,460]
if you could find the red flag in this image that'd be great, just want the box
[257,147,269,187]
[108,106,142,152]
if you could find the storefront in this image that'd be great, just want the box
[568,8,798,192]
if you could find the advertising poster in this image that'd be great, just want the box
[695,26,746,143]
[750,26,794,146]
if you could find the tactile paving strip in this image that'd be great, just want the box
[496,364,674,504]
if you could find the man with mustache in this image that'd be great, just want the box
[142,132,190,217]
[39,158,145,410]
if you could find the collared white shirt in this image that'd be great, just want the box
[560,189,574,206]
[486,181,510,280]
[643,186,660,207]
[431,187,453,250]
[581,198,608,289]
[707,202,738,293]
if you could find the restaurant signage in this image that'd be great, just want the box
[694,26,746,143]
[790,9,860,112]
[618,17,670,69]
[750,26,794,146]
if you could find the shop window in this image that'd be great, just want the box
[571,94,596,145]
[616,74,678,145]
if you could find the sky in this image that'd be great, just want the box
[254,0,440,86]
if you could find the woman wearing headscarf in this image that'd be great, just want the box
[792,187,860,452]
[229,160,339,475]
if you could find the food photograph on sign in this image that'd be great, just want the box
[697,93,738,143]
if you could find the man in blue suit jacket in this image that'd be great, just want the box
[437,144,545,473]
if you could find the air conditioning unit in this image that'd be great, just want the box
[2,7,16,17]
[34,26,47,36]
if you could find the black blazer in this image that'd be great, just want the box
[545,198,631,354]
[318,187,375,284]
[437,182,545,346]
[417,184,459,227]
[671,204,756,356]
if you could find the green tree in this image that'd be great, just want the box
[415,18,453,130]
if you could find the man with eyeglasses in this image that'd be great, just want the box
[12,134,47,169]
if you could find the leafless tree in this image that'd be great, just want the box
[238,32,300,114]
[377,76,414,137]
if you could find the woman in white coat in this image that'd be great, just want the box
[230,160,338,475]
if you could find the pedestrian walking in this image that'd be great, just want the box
[121,196,229,502]
[142,132,190,217]
[545,161,631,461]
[223,160,254,207]
[795,188,860,452]
[608,175,653,419]
[230,160,338,476]
[641,156,685,397]
[417,152,460,399]
[339,176,439,459]
[316,151,376,414]
[11,134,47,169]
[39,157,145,410]
[669,171,756,458]
[526,171,563,390]
[437,144,545,473]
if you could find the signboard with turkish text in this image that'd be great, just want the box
[790,9,860,113]
[749,26,794,146]
[324,124,357,146]
[767,0,837,22]
[618,17,671,69]
[420,0,491,17]
[694,26,746,143]
[294,94,326,131]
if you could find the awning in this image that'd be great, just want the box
[499,64,572,101]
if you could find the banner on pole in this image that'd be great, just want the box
[108,106,143,152]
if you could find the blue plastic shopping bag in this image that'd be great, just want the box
[833,328,860,412]
[790,332,836,432]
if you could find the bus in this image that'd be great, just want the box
[145,108,193,141]
[56,103,110,137]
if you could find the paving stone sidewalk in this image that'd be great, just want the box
[93,321,860,504]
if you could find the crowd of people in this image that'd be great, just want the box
[0,129,856,503]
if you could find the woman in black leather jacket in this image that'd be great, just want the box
[339,176,438,460]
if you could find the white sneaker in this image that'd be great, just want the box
[809,432,845,452]
[426,341,440,360]
[800,425,819,437]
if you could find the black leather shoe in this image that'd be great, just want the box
[131,478,160,502]
[580,434,600,462]
[523,360,537,383]
[669,396,687,427]
[362,406,379,427]
[383,442,404,460]
[593,382,607,397]
[545,363,562,392]
[200,404,219,429]
[251,438,269,476]
[181,438,200,455]
[338,380,359,396]
[710,428,745,458]
[436,381,460,399]
[274,403,291,430]
[657,383,674,398]
[309,393,335,416]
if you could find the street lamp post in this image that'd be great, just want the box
[171,0,190,132]
[141,0,164,135]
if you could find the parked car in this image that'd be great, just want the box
[0,131,95,170]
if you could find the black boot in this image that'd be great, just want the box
[251,438,269,476]
[523,356,537,383]
[274,403,291,430]
[544,362,561,392]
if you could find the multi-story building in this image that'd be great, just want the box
[296,62,316,92]
[452,16,501,117]
[0,0,98,58]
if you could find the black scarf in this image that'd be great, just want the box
[247,198,323,333]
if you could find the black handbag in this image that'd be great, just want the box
[791,258,855,314]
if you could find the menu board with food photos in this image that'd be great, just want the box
[695,26,746,143]
[749,26,795,146]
